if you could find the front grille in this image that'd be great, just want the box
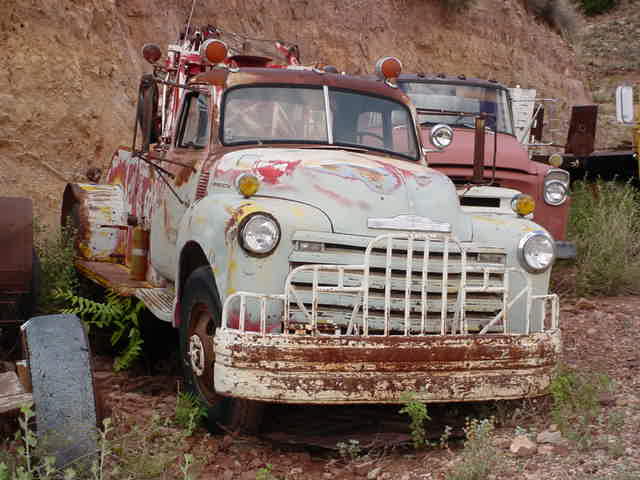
[288,232,506,335]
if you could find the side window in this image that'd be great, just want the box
[178,92,209,149]
[356,111,384,148]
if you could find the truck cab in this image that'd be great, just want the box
[397,74,574,259]
[62,30,561,431]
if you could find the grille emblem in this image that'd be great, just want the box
[368,215,451,233]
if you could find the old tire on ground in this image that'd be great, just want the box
[179,266,264,433]
[21,314,98,468]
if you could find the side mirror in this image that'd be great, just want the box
[616,85,635,125]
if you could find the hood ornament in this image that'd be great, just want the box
[368,215,451,233]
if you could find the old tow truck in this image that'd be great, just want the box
[396,74,575,259]
[61,27,561,431]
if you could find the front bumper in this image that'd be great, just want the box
[214,328,561,404]
[555,240,577,260]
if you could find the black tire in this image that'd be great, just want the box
[179,266,264,433]
[22,314,98,467]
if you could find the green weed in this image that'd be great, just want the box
[399,392,430,449]
[579,0,617,15]
[33,220,78,313]
[336,439,362,461]
[446,417,498,480]
[55,289,145,371]
[550,364,612,449]
[174,392,208,436]
[568,180,640,296]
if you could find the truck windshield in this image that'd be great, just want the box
[399,82,514,135]
[221,85,419,160]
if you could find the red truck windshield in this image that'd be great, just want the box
[399,82,514,136]
[221,85,419,160]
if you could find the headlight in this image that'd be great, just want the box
[518,231,555,273]
[430,124,454,150]
[544,169,570,206]
[240,214,280,255]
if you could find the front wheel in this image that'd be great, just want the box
[179,266,264,433]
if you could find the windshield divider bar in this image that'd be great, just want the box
[323,85,333,144]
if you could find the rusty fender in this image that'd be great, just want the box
[213,329,561,404]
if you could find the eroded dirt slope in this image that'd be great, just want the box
[0,0,591,225]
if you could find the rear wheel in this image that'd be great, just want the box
[179,266,263,433]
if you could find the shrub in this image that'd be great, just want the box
[550,364,611,449]
[33,221,79,313]
[399,392,430,449]
[174,392,208,436]
[446,417,498,480]
[55,289,145,371]
[579,0,617,16]
[568,180,640,296]
[525,0,579,38]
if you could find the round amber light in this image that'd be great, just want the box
[237,174,260,198]
[549,153,563,168]
[375,56,402,80]
[511,194,536,216]
[202,39,228,64]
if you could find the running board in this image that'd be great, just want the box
[134,288,175,322]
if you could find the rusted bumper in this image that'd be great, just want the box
[214,328,561,404]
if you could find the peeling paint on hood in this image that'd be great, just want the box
[213,147,472,240]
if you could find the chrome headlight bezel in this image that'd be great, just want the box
[518,231,556,273]
[430,124,454,150]
[239,213,281,256]
[543,168,570,206]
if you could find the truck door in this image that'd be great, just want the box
[150,88,212,280]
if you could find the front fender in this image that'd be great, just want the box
[61,183,127,261]
[176,194,332,315]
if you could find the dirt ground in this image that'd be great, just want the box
[3,293,632,480]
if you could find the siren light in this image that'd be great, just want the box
[375,56,402,85]
[142,44,162,64]
[201,39,229,64]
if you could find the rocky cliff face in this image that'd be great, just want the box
[0,0,592,225]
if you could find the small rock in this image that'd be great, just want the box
[549,424,559,432]
[536,430,564,445]
[576,298,596,310]
[368,467,383,479]
[598,392,616,406]
[323,474,333,480]
[586,327,598,336]
[494,437,512,449]
[221,470,234,480]
[553,444,570,456]
[510,435,537,457]
[289,467,303,475]
[538,444,555,455]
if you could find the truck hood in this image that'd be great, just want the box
[212,147,472,241]
[422,128,534,174]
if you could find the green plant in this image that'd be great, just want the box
[579,0,617,15]
[55,288,145,371]
[550,364,612,449]
[568,180,640,296]
[525,0,578,38]
[33,220,79,313]
[0,403,75,480]
[175,392,208,436]
[256,463,279,480]
[447,417,498,480]
[399,392,431,449]
[336,439,362,461]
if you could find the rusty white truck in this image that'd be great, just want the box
[61,26,560,432]
[396,75,575,259]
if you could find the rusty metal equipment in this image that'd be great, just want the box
[0,197,39,325]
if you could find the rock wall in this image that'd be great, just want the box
[0,0,592,225]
